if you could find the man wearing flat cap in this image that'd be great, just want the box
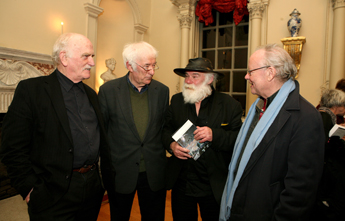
[162,57,243,220]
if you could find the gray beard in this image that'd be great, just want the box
[182,82,212,104]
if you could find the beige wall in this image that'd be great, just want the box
[96,0,134,90]
[0,0,87,54]
[265,0,329,105]
[0,0,339,106]
[96,0,181,94]
[147,0,181,95]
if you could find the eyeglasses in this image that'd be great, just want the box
[247,66,270,75]
[134,62,159,72]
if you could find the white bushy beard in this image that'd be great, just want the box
[182,76,212,104]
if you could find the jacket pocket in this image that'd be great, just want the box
[270,181,281,208]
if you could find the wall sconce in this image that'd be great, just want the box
[281,9,305,78]
[281,36,306,78]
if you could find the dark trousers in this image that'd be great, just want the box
[108,172,166,221]
[171,188,220,221]
[28,168,104,221]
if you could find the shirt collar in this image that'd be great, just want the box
[256,90,279,112]
[56,69,84,93]
[126,72,149,94]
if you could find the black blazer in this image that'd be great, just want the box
[98,74,169,194]
[162,91,243,204]
[0,70,109,212]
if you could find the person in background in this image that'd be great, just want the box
[310,89,345,221]
[162,57,243,220]
[316,78,345,124]
[98,41,169,221]
[0,33,109,220]
[334,79,345,124]
[220,44,325,221]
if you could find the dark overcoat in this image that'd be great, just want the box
[229,81,325,221]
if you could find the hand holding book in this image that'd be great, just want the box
[169,141,192,160]
[172,120,212,160]
[194,126,213,143]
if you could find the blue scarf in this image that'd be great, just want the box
[219,79,296,221]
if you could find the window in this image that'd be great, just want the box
[200,10,249,115]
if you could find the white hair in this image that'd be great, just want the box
[122,41,158,71]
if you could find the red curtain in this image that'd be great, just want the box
[195,0,249,26]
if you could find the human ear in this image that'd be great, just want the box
[126,61,134,72]
[207,74,214,84]
[267,67,276,82]
[60,51,68,67]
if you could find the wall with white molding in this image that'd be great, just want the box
[0,0,338,106]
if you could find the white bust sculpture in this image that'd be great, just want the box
[100,58,116,83]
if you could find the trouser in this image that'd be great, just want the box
[28,168,104,221]
[171,187,220,221]
[108,172,166,221]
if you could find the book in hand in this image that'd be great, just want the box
[329,124,345,138]
[172,120,211,160]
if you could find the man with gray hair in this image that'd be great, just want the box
[220,44,325,221]
[98,41,169,220]
[162,57,243,220]
[0,33,108,220]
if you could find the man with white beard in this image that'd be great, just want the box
[162,57,243,220]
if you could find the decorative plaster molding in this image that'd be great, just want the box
[0,60,43,86]
[171,0,196,29]
[170,0,179,7]
[170,0,197,7]
[0,47,53,64]
[0,48,54,113]
[92,0,102,6]
[247,2,266,19]
[84,3,104,18]
[0,59,47,113]
[178,14,193,28]
[127,0,149,41]
[127,0,142,24]
[134,23,148,34]
[0,87,15,113]
[134,23,149,41]
[332,0,345,9]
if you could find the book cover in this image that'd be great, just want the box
[172,120,211,160]
[329,124,345,138]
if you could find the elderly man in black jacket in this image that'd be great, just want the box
[0,33,109,220]
[163,57,243,220]
[220,44,325,221]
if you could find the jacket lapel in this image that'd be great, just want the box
[44,71,73,144]
[84,84,103,130]
[207,92,223,127]
[240,83,301,179]
[117,76,142,141]
[241,109,291,179]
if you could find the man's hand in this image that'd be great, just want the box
[170,141,191,160]
[194,126,212,143]
[25,188,33,203]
